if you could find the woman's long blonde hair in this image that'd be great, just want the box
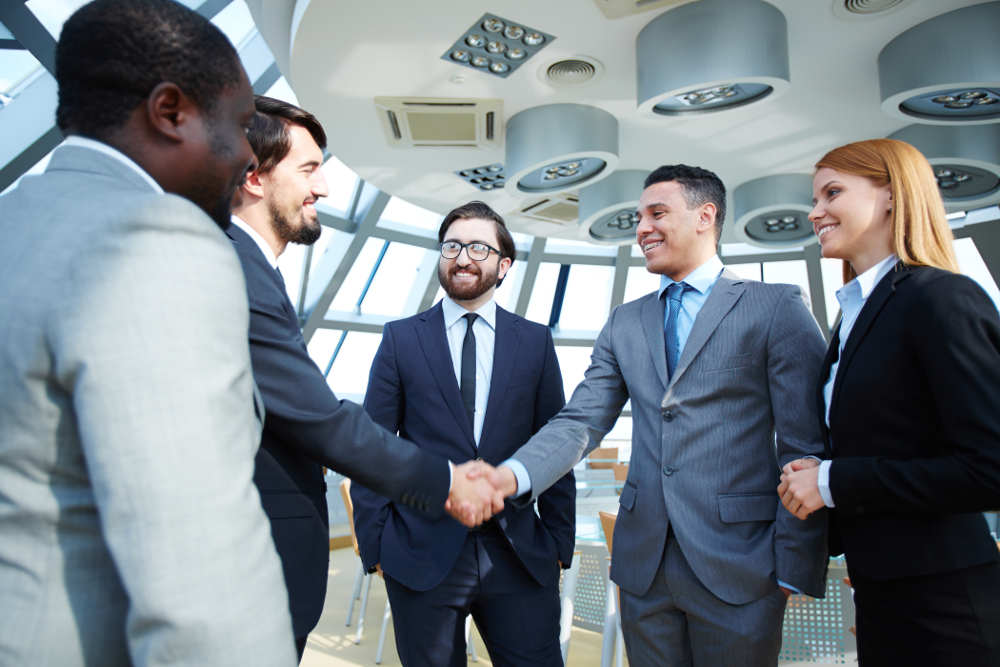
[815,138,958,282]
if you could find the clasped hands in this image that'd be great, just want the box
[777,457,824,520]
[445,461,518,527]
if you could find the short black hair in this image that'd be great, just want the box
[248,95,328,174]
[55,0,243,138]
[438,201,516,262]
[644,164,727,242]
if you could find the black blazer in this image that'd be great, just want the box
[822,262,1000,580]
[226,224,450,637]
[351,302,576,592]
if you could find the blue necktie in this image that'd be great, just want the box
[460,313,478,431]
[665,282,688,379]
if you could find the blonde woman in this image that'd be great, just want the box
[779,138,1000,665]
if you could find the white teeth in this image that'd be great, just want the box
[817,225,836,239]
[642,241,663,253]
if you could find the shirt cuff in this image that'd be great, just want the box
[503,458,531,498]
[777,580,801,594]
[447,460,453,492]
[818,460,835,508]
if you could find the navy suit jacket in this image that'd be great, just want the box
[822,263,1000,580]
[226,224,451,637]
[352,302,576,592]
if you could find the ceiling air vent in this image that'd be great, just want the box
[837,0,908,16]
[374,97,502,148]
[545,57,602,87]
[517,194,580,226]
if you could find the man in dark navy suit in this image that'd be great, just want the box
[351,201,576,666]
[228,97,504,661]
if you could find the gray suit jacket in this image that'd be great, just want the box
[0,145,296,665]
[513,271,829,603]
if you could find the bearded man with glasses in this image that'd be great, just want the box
[351,201,576,667]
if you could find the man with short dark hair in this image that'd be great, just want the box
[229,100,507,660]
[486,164,829,666]
[351,201,576,666]
[0,1,296,665]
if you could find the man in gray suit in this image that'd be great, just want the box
[484,165,828,665]
[0,1,296,664]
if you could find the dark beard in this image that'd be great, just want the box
[270,199,321,246]
[438,261,498,301]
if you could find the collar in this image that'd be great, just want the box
[441,295,497,331]
[62,135,163,194]
[658,254,725,298]
[853,254,898,300]
[230,215,279,269]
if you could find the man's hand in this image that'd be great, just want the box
[470,463,518,499]
[445,461,505,527]
[778,458,823,520]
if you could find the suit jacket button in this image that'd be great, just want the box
[662,465,675,476]
[663,410,674,422]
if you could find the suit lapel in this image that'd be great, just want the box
[831,262,909,410]
[670,272,745,386]
[479,307,518,453]
[415,304,477,448]
[640,294,669,391]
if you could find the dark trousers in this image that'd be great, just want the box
[851,560,1000,667]
[384,525,563,667]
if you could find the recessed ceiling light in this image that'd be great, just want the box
[505,103,619,196]
[442,14,555,79]
[578,170,648,245]
[888,124,1000,212]
[879,2,1000,125]
[732,174,816,248]
[636,0,790,116]
[455,163,506,192]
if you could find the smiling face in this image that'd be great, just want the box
[438,216,511,309]
[810,166,893,275]
[259,123,328,247]
[635,180,718,281]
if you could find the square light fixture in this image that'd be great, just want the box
[456,163,506,191]
[442,13,554,79]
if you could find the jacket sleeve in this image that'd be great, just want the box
[768,286,830,598]
[532,328,577,567]
[245,269,449,518]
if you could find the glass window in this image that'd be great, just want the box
[380,195,442,232]
[820,257,844,329]
[26,0,89,39]
[559,265,614,331]
[360,243,432,316]
[955,237,1000,310]
[263,76,299,105]
[725,262,762,281]
[554,345,593,403]
[623,266,660,303]
[0,48,41,101]
[275,242,308,308]
[525,263,561,325]
[210,0,254,46]
[762,259,809,296]
[305,328,342,376]
[318,155,359,216]
[329,237,386,313]
[325,331,382,398]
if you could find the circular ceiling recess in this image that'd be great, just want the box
[544,57,602,87]
[842,0,906,15]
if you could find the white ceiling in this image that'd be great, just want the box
[247,0,993,243]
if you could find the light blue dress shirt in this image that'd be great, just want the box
[441,296,496,446]
[817,254,897,507]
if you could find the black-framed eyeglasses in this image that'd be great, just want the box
[439,240,500,261]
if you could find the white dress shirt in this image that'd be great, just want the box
[230,215,279,268]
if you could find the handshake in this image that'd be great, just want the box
[444,461,519,527]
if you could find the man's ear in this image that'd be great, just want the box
[497,256,513,281]
[144,82,198,143]
[698,202,717,232]
[240,167,265,200]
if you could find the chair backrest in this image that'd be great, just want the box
[587,447,618,470]
[598,511,617,556]
[339,479,361,556]
[611,463,628,482]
